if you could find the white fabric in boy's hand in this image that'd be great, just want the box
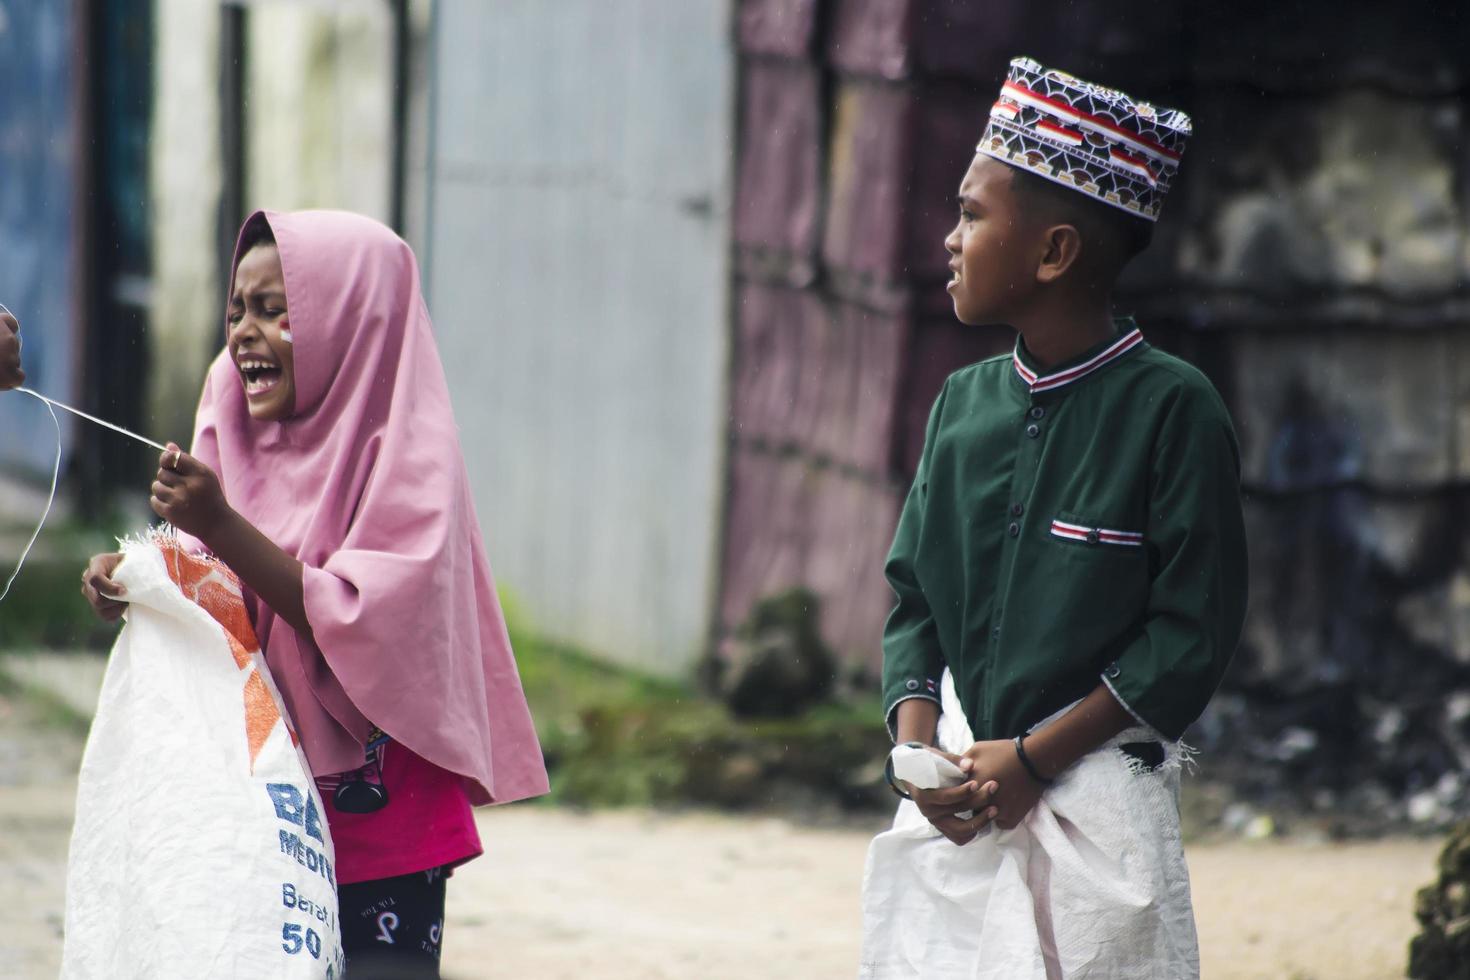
[859,670,1199,980]
[889,743,968,791]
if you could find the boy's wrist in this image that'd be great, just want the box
[893,696,940,745]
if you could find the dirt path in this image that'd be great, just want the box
[0,683,1439,979]
[444,808,1434,980]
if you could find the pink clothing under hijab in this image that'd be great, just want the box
[186,209,547,806]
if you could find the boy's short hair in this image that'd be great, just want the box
[1009,167,1154,270]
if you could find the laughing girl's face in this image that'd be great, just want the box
[227,243,296,421]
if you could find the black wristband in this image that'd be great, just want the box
[883,753,914,800]
[1013,734,1054,787]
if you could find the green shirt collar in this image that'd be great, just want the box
[1012,317,1147,396]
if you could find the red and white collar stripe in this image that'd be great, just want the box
[1012,328,1144,394]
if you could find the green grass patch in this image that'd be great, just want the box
[0,519,124,652]
[0,666,93,736]
[504,594,892,812]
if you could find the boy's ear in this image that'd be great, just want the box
[1035,223,1084,284]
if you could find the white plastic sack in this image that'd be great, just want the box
[859,670,1198,980]
[62,535,344,979]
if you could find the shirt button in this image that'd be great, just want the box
[1008,522,1020,537]
[1105,662,1121,679]
[1029,406,1045,420]
[1026,424,1040,438]
[1086,530,1101,544]
[905,679,919,691]
[1010,503,1024,517]
[991,626,1002,639]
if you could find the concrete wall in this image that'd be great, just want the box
[147,0,222,447]
[426,1,735,674]
[244,5,394,225]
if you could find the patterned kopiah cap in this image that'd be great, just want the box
[979,56,1191,222]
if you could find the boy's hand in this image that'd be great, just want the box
[907,747,1000,845]
[81,552,127,622]
[0,307,24,390]
[960,739,1046,830]
[151,442,231,541]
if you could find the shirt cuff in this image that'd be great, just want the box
[1100,667,1169,741]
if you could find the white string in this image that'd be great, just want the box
[17,388,168,452]
[0,388,173,604]
[0,389,62,602]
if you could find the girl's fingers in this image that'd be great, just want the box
[155,468,182,488]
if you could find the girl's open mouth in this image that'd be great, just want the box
[238,358,282,396]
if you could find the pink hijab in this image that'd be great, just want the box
[185,209,547,806]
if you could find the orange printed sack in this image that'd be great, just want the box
[62,534,344,979]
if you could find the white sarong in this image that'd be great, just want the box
[859,671,1199,979]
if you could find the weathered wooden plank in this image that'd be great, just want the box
[732,283,909,476]
[734,59,823,268]
[821,79,917,285]
[738,0,820,58]
[827,0,917,81]
[720,451,900,669]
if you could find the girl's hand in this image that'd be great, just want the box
[151,442,231,541]
[81,552,127,622]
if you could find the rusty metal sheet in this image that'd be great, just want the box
[720,450,900,669]
[1228,330,1456,492]
[827,0,917,80]
[735,59,823,263]
[731,283,909,475]
[1177,90,1462,300]
[822,80,917,283]
[738,0,820,58]
[1239,493,1468,694]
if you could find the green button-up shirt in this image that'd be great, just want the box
[882,322,1248,742]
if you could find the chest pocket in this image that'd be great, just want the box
[1048,513,1145,550]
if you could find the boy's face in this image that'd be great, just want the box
[227,243,296,421]
[944,154,1036,326]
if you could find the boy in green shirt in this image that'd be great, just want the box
[860,58,1246,979]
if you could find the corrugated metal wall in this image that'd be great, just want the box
[425,1,735,674]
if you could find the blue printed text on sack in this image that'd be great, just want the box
[267,783,335,887]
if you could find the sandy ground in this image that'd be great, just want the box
[0,680,1439,980]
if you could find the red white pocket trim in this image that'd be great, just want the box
[1050,519,1144,547]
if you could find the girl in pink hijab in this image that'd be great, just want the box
[83,210,549,974]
